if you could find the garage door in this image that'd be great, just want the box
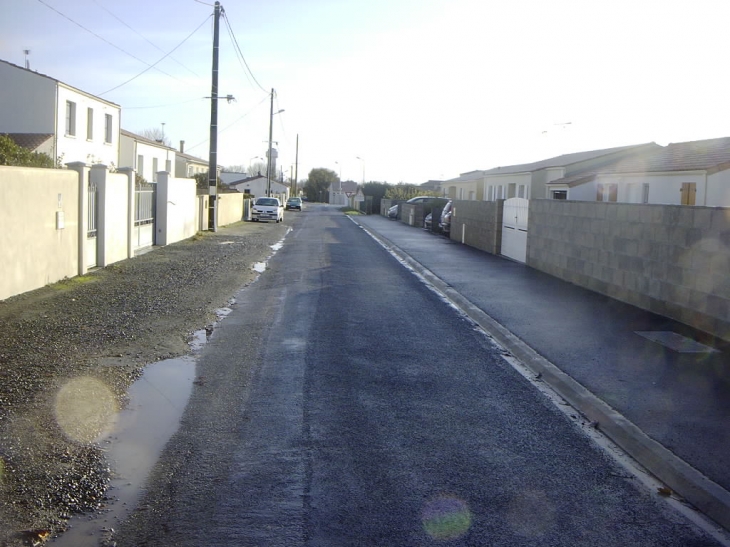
[501,197,529,263]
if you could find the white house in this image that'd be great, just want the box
[480,143,660,202]
[442,170,488,201]
[0,59,120,166]
[120,130,176,182]
[175,141,210,179]
[329,180,358,205]
[225,174,288,199]
[545,136,730,206]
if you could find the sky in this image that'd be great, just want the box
[1,0,729,184]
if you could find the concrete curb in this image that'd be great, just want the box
[355,218,730,533]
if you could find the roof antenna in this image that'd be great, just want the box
[23,49,30,69]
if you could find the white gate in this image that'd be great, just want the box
[501,197,529,263]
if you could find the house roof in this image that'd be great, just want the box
[482,143,655,176]
[225,174,267,186]
[121,129,177,152]
[443,170,487,184]
[0,59,120,108]
[3,133,53,151]
[547,136,730,186]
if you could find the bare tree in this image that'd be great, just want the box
[138,128,171,147]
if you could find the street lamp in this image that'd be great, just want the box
[249,156,262,175]
[356,156,365,185]
[267,88,285,196]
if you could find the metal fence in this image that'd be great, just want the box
[135,182,156,226]
[87,180,98,238]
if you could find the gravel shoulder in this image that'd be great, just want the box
[0,220,288,546]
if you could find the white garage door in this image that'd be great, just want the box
[501,197,529,263]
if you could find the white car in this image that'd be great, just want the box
[252,197,284,223]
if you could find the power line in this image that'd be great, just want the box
[98,14,211,96]
[90,0,201,78]
[36,0,181,82]
[221,9,269,95]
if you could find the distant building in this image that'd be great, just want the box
[120,129,176,182]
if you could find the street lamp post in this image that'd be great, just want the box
[356,156,365,185]
[249,156,262,175]
[266,88,284,197]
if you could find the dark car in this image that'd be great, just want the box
[423,212,433,231]
[439,200,453,235]
[285,197,302,211]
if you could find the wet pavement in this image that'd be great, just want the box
[354,214,730,531]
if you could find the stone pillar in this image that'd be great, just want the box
[156,171,169,246]
[90,164,108,266]
[117,167,135,259]
[66,161,90,276]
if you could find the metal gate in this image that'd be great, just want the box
[134,181,156,249]
[86,178,98,268]
[501,197,529,263]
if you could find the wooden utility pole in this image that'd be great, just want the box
[266,89,274,196]
[294,134,299,195]
[207,1,221,231]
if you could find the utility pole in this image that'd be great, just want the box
[266,88,274,197]
[294,134,299,195]
[207,1,221,231]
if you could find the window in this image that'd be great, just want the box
[496,185,504,199]
[596,184,604,202]
[104,114,113,143]
[86,108,93,140]
[165,159,172,174]
[65,101,76,136]
[607,184,618,202]
[508,183,516,198]
[137,155,144,179]
[552,190,567,200]
[152,158,159,182]
[487,185,493,201]
[597,183,618,202]
[468,191,475,200]
[518,185,526,198]
[642,183,650,204]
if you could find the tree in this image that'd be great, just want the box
[249,162,267,177]
[361,182,389,214]
[0,134,55,168]
[138,128,171,147]
[193,171,221,192]
[304,168,338,202]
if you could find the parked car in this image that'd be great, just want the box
[406,196,440,205]
[286,197,302,211]
[423,212,433,231]
[439,200,453,235]
[252,197,284,222]
[388,204,399,219]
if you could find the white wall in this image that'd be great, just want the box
[91,166,132,267]
[0,166,79,300]
[55,84,120,166]
[0,61,56,132]
[485,172,530,201]
[707,169,730,206]
[155,173,197,245]
[589,172,707,205]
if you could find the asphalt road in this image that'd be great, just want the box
[114,206,721,546]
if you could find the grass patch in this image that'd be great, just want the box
[340,207,362,215]
[50,275,98,291]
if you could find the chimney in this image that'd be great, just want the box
[180,140,185,153]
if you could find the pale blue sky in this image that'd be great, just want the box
[1,0,728,183]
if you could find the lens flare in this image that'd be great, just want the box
[422,495,472,541]
[54,376,118,443]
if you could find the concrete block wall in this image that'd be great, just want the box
[450,200,503,255]
[528,199,730,341]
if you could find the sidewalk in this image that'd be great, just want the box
[354,214,730,531]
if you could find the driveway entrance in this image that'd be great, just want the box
[501,197,528,263]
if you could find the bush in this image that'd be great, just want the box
[0,134,55,168]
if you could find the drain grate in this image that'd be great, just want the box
[635,331,720,353]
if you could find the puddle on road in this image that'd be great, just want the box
[252,262,267,273]
[51,355,196,546]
